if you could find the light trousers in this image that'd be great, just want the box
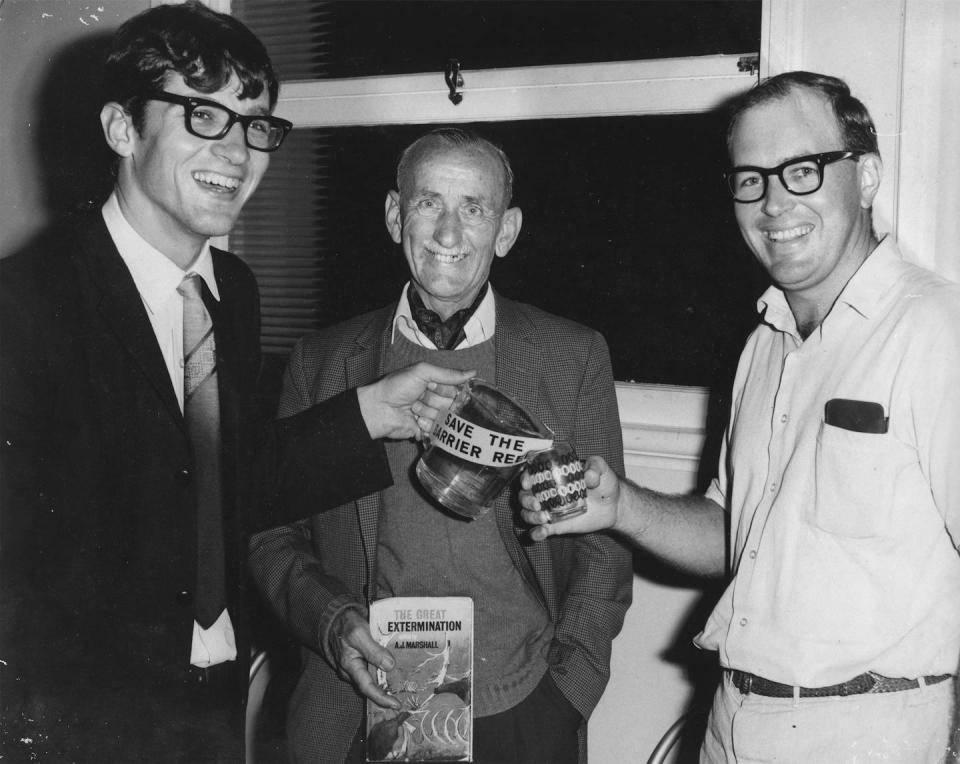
[701,671,954,763]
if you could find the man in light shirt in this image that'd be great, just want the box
[249,127,632,764]
[522,71,960,762]
[0,3,467,761]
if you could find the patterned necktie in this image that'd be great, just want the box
[178,273,226,629]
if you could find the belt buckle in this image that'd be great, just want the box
[860,672,880,694]
[189,664,226,687]
[740,672,753,694]
[189,665,210,685]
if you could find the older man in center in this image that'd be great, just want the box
[249,127,632,764]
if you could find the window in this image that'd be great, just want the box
[236,1,759,79]
[231,1,762,390]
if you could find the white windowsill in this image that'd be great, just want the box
[275,54,758,127]
[616,382,710,475]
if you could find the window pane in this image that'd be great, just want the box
[235,0,761,81]
[231,130,333,354]
[233,115,765,387]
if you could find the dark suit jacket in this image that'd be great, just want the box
[249,292,633,764]
[0,213,391,762]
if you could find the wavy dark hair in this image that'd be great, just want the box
[725,71,879,157]
[103,0,279,132]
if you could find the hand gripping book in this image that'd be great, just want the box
[366,596,473,762]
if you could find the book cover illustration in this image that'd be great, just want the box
[366,596,473,762]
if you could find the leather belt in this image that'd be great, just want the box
[729,670,953,698]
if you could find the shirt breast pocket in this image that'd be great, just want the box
[810,422,896,538]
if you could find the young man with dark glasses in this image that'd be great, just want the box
[522,71,960,761]
[0,3,467,760]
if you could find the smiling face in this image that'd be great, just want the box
[730,88,881,319]
[102,72,271,267]
[385,145,522,320]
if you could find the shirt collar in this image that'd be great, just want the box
[832,236,900,319]
[756,285,795,335]
[392,283,496,349]
[102,192,220,315]
[757,236,899,336]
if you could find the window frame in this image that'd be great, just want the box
[266,55,757,422]
[276,55,758,126]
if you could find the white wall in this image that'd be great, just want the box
[762,0,960,279]
[589,385,715,763]
[0,0,148,259]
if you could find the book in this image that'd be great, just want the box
[366,596,474,762]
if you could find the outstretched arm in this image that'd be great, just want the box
[253,362,473,531]
[357,362,473,441]
[521,455,727,578]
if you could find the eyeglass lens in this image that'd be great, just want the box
[186,102,284,150]
[728,158,823,202]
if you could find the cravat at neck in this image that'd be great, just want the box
[408,283,487,350]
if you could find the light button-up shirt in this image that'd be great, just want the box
[697,238,960,687]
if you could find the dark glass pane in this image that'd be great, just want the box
[236,0,761,81]
[235,115,766,387]
[231,129,334,353]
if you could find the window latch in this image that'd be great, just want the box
[738,54,760,75]
[445,59,464,105]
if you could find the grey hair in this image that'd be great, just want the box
[396,127,515,209]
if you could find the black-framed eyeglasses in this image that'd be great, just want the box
[724,150,865,203]
[148,91,292,152]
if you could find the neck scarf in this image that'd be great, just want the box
[408,283,488,350]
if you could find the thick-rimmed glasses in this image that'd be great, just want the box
[724,150,865,203]
[148,91,292,152]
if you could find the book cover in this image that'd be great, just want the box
[366,596,474,762]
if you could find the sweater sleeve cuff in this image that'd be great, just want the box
[321,596,369,672]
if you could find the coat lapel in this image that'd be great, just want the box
[345,308,395,584]
[205,253,251,617]
[75,215,183,429]
[204,257,242,437]
[494,296,544,418]
[492,295,555,614]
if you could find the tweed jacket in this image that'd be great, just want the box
[249,290,633,764]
